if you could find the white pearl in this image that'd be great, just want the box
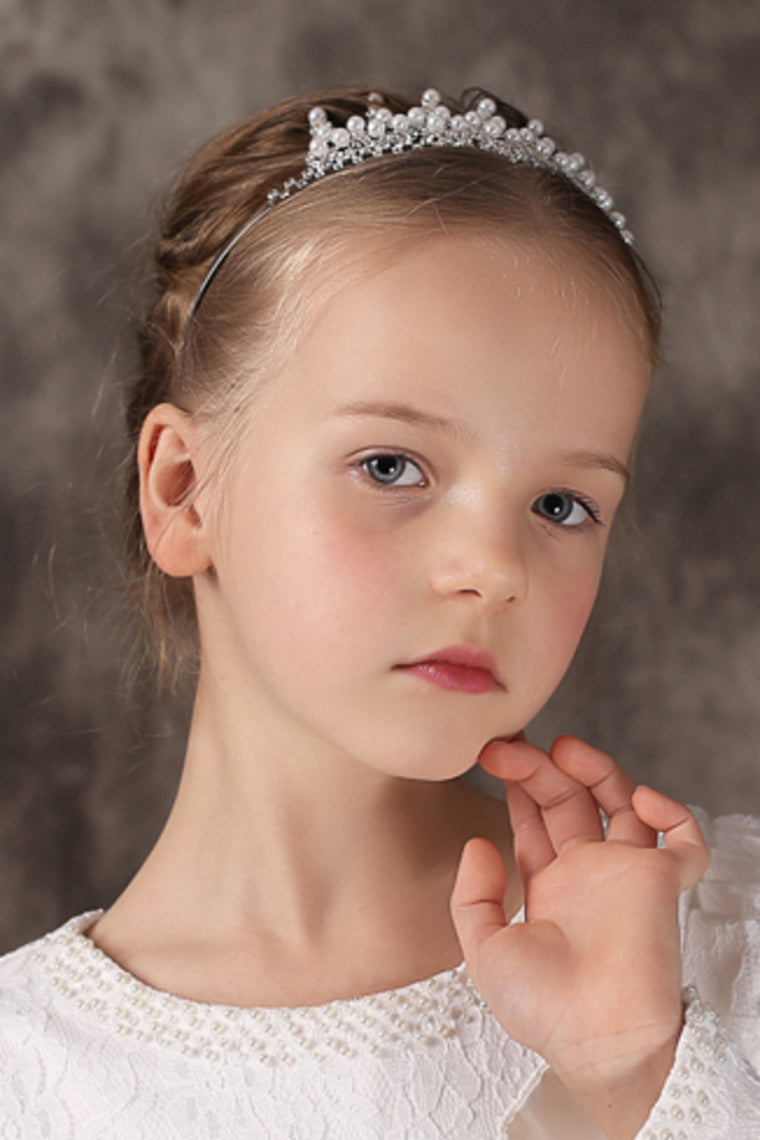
[330,127,350,149]
[421,88,441,108]
[476,96,497,118]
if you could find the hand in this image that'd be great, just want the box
[450,735,709,1140]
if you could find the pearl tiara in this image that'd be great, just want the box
[185,89,632,333]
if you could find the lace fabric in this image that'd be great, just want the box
[1,812,759,1137]
[0,911,545,1138]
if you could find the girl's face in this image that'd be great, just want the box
[198,233,650,780]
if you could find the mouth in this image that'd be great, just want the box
[395,645,504,694]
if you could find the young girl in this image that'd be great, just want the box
[1,86,758,1139]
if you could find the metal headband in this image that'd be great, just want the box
[184,88,632,339]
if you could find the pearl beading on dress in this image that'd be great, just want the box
[34,914,485,1066]
[641,987,726,1139]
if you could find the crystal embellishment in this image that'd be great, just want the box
[295,89,632,243]
[186,87,633,335]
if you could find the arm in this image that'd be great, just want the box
[450,735,710,1140]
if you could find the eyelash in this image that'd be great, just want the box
[531,491,604,529]
[356,452,604,528]
[358,452,428,488]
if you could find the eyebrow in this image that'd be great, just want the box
[558,450,630,484]
[334,401,468,437]
[334,401,629,483]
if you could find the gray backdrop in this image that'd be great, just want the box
[2,0,759,953]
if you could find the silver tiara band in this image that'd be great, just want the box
[185,89,632,335]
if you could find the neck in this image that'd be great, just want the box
[90,661,517,1005]
[162,676,464,938]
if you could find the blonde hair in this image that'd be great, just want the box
[125,85,661,681]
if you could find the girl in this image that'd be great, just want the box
[1,86,758,1138]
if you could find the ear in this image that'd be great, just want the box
[138,403,212,578]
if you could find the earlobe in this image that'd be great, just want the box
[138,403,212,578]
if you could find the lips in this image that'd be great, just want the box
[396,645,504,694]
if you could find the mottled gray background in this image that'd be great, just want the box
[2,0,758,953]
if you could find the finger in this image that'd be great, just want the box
[506,781,556,881]
[480,739,604,853]
[450,837,508,963]
[632,786,710,889]
[550,735,656,848]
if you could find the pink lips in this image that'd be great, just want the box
[397,645,503,694]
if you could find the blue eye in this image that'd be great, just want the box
[532,492,600,527]
[361,454,426,487]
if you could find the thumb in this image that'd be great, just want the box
[450,837,508,962]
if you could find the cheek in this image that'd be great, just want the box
[539,559,603,663]
[248,494,413,651]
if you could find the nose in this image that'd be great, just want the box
[427,502,529,607]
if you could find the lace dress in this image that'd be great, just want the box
[1,812,758,1138]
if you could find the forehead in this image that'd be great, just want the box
[248,230,650,461]
[286,230,645,384]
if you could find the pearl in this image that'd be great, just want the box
[307,106,327,127]
[476,97,497,118]
[484,115,506,138]
[330,127,350,150]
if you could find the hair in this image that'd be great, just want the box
[124,84,661,683]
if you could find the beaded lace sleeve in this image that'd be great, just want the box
[511,811,760,1140]
[637,811,760,1140]
[637,986,760,1139]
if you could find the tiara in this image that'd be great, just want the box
[186,89,632,333]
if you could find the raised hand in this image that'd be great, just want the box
[450,735,709,1140]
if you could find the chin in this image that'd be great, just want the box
[363,740,488,783]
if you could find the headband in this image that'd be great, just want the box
[185,89,632,336]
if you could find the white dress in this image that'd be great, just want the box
[0,812,758,1139]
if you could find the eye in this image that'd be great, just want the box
[532,491,601,528]
[360,453,426,487]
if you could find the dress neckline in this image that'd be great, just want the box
[33,910,513,1064]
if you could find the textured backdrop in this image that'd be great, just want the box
[2,0,759,952]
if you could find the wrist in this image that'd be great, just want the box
[553,1026,682,1140]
